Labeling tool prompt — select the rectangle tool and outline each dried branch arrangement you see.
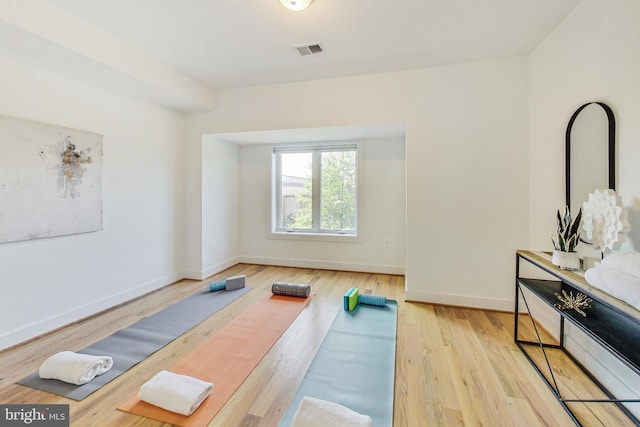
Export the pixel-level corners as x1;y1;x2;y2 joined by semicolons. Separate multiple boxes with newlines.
554;290;593;317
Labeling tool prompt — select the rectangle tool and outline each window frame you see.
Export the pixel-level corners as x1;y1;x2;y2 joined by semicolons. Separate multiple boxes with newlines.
272;143;360;238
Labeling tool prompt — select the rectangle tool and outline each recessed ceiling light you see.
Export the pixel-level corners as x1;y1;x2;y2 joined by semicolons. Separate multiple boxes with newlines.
280;0;313;12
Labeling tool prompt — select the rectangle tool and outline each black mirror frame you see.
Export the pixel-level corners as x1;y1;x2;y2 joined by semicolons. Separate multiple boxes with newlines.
565;102;616;210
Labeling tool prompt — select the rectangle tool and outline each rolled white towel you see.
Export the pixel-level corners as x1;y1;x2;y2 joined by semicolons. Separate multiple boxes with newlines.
601;252;640;279
138;370;213;416
585;265;640;311
292;396;372;427
38;351;113;385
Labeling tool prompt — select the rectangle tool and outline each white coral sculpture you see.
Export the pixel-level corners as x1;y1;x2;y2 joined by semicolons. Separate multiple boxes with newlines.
582;189;630;253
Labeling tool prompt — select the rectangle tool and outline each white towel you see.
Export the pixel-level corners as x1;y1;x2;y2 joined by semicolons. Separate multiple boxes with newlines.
38;351;113;385
601;251;640;279
292;396;372;427
138;370;213;416
585;265;640;311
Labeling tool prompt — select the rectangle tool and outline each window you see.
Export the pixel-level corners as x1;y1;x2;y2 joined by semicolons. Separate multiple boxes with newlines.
273;144;358;235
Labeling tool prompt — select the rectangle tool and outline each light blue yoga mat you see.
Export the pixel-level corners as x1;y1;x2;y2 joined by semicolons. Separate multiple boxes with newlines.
18;286;251;400
279;300;397;426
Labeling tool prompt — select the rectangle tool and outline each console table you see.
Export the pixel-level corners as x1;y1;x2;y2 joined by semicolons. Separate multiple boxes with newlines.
515;250;640;426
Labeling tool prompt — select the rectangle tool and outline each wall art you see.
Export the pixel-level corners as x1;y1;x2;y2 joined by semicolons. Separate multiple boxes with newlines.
0;115;103;243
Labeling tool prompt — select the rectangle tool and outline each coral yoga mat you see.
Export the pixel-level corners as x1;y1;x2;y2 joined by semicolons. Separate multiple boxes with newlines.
118;293;313;426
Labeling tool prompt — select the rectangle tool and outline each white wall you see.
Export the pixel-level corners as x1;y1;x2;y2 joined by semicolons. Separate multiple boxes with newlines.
185;56;530;311
528;0;640;411
182;133;242;281
201;137;240;278
237;137;406;274
0;56;186;350
529;0;640;251
183;122;203;278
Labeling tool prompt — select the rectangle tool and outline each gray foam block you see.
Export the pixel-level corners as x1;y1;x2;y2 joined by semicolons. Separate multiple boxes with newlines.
225;275;246;291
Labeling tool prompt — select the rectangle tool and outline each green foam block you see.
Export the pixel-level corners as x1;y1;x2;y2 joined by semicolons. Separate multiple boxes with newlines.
343;287;359;311
343;288;355;310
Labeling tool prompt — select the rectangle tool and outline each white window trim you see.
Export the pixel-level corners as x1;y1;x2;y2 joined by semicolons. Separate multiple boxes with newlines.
271;142;361;240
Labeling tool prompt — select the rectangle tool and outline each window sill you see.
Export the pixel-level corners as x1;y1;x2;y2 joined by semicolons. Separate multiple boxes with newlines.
269;231;361;243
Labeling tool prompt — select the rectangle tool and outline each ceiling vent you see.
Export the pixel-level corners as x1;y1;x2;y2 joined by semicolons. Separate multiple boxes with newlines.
294;43;324;56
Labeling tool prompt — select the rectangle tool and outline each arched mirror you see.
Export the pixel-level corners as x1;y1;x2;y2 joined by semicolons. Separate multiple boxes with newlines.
565;102;616;216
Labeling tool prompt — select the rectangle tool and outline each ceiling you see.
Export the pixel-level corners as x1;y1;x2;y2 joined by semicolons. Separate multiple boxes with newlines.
37;0;579;91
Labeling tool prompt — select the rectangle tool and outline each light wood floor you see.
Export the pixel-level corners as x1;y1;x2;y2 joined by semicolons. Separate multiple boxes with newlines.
0;264;635;426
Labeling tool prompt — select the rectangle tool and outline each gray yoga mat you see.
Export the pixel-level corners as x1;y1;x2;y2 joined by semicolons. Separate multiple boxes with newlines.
278;300;397;426
18;286;251;400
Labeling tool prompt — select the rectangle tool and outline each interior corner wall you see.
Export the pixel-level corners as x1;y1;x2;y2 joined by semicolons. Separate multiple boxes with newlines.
201;137;240;278
182;121;204;279
528;0;640;410
0;56;186;350
184;55;529;311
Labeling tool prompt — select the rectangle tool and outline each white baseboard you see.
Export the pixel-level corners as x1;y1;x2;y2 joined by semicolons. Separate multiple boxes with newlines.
201;257;242;280
182;256;242;281
0;256;401;351
0;272;183;351
405;288;514;312
238;255;405;275
1;256;401;350
182;268;205;281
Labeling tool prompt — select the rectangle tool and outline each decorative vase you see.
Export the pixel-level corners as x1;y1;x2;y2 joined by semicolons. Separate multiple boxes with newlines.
552;250;581;270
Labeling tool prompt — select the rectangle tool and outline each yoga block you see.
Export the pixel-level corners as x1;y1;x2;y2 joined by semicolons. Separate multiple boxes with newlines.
225;275;246;291
344;288;359;311
343;288;355;310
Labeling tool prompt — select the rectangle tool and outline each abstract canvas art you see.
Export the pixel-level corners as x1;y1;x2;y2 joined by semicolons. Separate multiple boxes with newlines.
0;115;103;243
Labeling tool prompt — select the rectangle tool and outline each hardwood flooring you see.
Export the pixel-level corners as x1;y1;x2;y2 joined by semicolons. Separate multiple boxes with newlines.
0;264;634;426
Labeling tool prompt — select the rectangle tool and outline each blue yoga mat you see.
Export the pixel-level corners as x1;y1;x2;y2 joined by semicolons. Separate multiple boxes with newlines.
279;300;397;426
18;286;251;400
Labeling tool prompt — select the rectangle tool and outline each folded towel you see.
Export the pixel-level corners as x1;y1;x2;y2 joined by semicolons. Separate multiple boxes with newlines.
585;265;640;311
138;370;213;416
292;396;372;427
38;351;113;385
601;252;640;279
